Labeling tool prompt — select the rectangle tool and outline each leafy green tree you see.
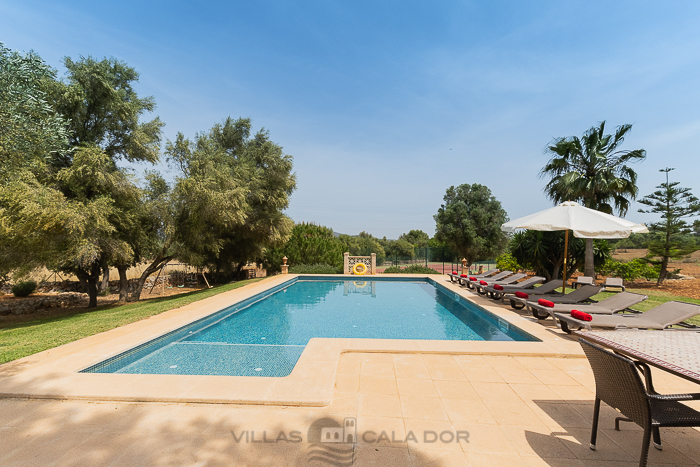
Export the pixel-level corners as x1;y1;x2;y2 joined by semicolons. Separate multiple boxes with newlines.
541;121;645;277
638;167;700;285
384;238;415;260
338;232;387;265
264;223;343;272
399;230;430;248
0;43;69;177
509;230;611;281
433;184;508;269
49;56;163;167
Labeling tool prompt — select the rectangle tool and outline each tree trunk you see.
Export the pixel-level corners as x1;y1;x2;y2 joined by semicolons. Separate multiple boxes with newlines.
77;263;101;308
584;238;595;278
98;264;110;293
117;264;129;303
657;256;669;286
77;275;88;293
130;255;173;301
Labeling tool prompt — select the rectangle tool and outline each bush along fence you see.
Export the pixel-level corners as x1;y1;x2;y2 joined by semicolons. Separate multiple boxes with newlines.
382;246;495;275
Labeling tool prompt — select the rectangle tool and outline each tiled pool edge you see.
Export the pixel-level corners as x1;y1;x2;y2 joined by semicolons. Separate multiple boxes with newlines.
0;274;584;406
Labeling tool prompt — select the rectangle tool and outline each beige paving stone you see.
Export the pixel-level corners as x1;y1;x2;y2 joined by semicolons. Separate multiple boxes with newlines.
484;399;547;427
394;362;431;380
323;393;359;416
528;402;592;430
358;394;403;418
402;418;465;452
470;381;521;401
352;444;412;467
396;378;439;397
463;452;529;466
602;428;698;465
459;423;519;455
515;356;560;371
361;353;396;364
334;373;360;394
499;425;578;459
547;384;595;402
433;380;480;400
356;416;407;446
392;354;426;366
425;363;468;381
335;358;361;375
510;383;564;403
555;427;636;462
452;355;492;369
459;364;505;383
441;398;496;424
359;376;398;395
360;362;395;378
400;396;449;421
530;368;580;386
407;446;468;466
495;368;542;385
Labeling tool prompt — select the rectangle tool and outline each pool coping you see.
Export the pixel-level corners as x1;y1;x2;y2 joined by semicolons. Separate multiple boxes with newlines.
0;274;584;406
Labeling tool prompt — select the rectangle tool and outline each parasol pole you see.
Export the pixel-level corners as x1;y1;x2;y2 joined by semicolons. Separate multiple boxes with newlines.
562;229;569;294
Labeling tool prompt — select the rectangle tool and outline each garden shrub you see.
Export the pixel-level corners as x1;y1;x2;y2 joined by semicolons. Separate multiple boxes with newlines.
495;252;521;272
598;258;659;281
12;280;37;297
382;264;435;274
288;263;342;274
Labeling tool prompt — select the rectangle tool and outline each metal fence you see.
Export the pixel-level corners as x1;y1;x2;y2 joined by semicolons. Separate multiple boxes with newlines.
379;247;496;275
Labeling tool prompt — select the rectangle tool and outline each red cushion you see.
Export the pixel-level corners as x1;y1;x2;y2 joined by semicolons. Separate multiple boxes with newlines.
460;274;467;278
452;271;458;275
479;280;488;285
493;284;504;291
469;276;477;281
514;291;529;299
538;299;554;308
571;309;593;321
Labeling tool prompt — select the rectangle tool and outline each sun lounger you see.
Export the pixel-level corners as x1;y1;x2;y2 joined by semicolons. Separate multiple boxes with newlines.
602;277;625;292
502;280;564;309
474;273;527;294
483;276;545;300
572;276;595;289
462;270;512;288
555;300;700;333
513;284;601;313
527;291;647;320
448;268;498;283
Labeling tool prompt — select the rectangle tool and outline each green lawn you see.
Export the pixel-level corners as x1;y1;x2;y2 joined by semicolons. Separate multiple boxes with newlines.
0;277;264;365
592;288;700;326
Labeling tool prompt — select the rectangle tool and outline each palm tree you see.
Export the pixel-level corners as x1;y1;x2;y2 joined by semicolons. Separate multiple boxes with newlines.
540;121;646;277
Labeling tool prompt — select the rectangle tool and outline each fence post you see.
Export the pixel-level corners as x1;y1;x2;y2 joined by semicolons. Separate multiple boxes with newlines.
371;253;376;275
343;252;350;275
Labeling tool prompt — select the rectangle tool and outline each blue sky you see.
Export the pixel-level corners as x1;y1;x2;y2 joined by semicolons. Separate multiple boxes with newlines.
3;1;700;238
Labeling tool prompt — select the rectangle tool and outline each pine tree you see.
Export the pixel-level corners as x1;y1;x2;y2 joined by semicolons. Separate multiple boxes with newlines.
638;168;700;285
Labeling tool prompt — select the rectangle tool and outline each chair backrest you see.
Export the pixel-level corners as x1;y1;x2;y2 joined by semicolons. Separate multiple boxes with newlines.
576;276;595;285
487;271;512;281
480;269;499;277
562;285;602;301
640;301;700;327
598;291;648;311
510;276;545;288
532;280;561;294
604;277;624;287
579;339;650;428
498;273;527;284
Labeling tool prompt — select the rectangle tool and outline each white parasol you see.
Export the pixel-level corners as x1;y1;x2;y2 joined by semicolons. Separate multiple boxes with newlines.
502;201;649;291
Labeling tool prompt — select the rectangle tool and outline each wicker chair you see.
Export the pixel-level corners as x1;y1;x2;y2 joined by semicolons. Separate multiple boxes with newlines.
580;338;700;467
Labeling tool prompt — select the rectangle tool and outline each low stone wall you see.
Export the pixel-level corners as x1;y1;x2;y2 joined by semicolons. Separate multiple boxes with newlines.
0;292;88;316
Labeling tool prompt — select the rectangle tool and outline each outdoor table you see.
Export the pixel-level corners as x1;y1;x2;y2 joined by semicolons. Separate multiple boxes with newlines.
576;329;700;385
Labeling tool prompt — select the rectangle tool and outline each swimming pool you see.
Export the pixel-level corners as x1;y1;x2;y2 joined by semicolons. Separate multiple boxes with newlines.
82;277;538;377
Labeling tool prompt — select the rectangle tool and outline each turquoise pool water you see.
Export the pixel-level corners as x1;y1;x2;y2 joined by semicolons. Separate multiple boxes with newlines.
82;277;538;377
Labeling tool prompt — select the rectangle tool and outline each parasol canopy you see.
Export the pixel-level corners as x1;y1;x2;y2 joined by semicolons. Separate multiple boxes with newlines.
502;201;649;238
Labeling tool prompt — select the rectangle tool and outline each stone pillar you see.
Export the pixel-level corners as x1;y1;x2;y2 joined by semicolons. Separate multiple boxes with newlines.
461;258;468;275
281;256;289;275
371;253;376;275
343;252;350;275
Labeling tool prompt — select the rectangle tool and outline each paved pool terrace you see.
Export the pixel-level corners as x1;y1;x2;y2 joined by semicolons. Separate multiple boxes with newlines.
0;274;585;406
